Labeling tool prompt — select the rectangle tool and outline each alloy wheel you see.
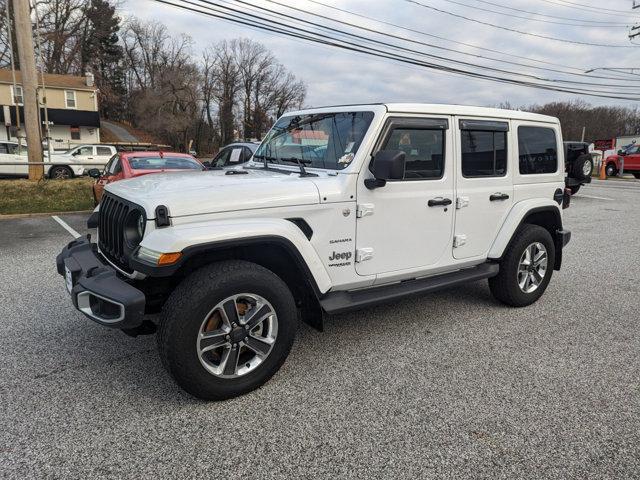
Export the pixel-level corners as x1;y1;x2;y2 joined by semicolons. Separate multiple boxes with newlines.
196;293;278;378
517;242;548;293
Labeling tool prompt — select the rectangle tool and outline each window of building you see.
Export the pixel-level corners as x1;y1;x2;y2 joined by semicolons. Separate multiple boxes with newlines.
65;90;77;109
70;126;81;140
11;85;23;105
460;121;508;177
518;126;558;175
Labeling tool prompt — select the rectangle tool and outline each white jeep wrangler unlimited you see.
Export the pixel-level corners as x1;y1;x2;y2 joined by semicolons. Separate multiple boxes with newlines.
57;104;571;400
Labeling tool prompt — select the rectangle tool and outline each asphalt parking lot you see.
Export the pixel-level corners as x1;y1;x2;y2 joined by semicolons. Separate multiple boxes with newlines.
1;179;639;479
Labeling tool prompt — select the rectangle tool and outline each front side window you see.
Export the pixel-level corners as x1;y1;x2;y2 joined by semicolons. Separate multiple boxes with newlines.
107;156;120;174
382;127;445;179
65;90;77;108
254;111;374;170
12;85;23;105
461;130;507;177
128;156;203;171
212;147;231;167
518;126;558;175
74;146;93;156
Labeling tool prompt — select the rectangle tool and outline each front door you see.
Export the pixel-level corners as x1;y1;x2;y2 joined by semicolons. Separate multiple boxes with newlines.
453;118;513;259
355;116;455;276
623;145;640;171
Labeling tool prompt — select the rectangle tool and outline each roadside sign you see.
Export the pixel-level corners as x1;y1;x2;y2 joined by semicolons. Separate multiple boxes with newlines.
594;138;615;151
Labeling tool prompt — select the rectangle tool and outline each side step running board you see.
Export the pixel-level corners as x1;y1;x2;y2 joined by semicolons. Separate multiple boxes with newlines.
320;263;499;314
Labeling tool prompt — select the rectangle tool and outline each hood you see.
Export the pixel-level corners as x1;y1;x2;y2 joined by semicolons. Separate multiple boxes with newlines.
105;168;322;218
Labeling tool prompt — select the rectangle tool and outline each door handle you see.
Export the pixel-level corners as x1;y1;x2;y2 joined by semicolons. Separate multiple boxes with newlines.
489;193;510;201
428;197;453;207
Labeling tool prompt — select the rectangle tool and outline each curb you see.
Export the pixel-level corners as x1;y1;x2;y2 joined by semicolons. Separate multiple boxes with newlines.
0;209;93;220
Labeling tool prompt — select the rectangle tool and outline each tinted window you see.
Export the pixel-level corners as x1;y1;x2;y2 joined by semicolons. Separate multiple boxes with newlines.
96;147;112;156
128;156;203;170
212;147;232;167
518;127;558;174
0;144;7;154
383;128;444;179
461;130;507;177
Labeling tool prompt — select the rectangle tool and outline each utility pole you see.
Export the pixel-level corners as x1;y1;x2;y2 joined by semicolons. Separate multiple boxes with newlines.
12;0;43;180
631;1;640;41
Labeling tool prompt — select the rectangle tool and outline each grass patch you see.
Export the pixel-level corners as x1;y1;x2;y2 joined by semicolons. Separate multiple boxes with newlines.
0;178;94;215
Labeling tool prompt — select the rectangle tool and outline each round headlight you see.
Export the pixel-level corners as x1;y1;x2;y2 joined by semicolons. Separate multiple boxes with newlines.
124;210;145;248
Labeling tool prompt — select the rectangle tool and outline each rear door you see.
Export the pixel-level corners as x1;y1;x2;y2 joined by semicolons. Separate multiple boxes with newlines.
356;116;455;276
453;118;513;259
95;146;115;167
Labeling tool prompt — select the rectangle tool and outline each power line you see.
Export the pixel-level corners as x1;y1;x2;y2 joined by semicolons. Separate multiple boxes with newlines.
151;0;640;100
537;0;640;17
251;0;640;89
435;0;631;27
303;0;640;80
456;0;634;25
406;0;639;47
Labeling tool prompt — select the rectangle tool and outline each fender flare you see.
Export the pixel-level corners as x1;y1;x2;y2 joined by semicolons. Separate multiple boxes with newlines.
487;199;562;260
131;217;333;293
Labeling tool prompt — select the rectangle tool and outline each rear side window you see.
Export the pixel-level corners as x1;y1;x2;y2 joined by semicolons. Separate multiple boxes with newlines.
461;130;507;177
518;126;558;174
383;128;445;179
97;147;112;156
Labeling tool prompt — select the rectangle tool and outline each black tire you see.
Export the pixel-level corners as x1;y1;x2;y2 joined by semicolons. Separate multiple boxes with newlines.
568;184;580;195
158;260;298;400
570;154;593;181
489;224;555;307
605;163;617;177
49;165;73;179
633;173;640;179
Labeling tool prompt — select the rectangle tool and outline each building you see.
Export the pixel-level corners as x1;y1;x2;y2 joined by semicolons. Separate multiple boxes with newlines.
0;68;100;150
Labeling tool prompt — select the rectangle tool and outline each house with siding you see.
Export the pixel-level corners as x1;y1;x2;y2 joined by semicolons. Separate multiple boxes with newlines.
0;68;100;150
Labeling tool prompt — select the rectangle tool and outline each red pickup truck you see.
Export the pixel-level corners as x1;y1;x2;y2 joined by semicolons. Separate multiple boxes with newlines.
603;145;640;178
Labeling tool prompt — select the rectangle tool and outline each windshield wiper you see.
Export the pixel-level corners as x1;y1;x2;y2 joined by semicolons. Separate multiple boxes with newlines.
281;157;318;177
253;154;279;170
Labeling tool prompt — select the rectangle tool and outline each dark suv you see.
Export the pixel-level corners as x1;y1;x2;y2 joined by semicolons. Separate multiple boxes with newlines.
564;141;593;195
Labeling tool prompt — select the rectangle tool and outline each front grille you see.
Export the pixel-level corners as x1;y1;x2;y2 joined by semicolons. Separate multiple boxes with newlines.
98;192;138;272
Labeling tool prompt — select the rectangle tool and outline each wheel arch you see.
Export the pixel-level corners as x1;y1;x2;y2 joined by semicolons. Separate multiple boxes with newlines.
488;202;564;270
48;164;75;179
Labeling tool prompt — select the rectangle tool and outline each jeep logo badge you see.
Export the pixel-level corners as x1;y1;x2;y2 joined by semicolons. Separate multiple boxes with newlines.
329;251;352;261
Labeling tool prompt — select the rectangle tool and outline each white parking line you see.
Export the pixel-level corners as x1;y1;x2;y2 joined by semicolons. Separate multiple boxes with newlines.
576;194;614;201
52;215;81;238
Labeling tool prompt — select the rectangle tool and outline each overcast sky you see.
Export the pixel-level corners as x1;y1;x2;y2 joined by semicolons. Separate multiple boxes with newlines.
125;0;640;109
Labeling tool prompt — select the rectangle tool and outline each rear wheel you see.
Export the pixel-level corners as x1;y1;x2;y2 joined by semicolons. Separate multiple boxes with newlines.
605;163;617;177
158;260;298;400
489;224;555;307
49;165;73;179
571;154;593;181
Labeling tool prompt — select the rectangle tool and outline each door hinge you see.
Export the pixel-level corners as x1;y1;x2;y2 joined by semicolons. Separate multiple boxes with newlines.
356;203;374;218
456;196;469;209
453;234;467;248
355;247;374;262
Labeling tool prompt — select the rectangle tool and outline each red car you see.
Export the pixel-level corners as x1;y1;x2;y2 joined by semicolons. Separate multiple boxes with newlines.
89;151;204;204
603;144;640;178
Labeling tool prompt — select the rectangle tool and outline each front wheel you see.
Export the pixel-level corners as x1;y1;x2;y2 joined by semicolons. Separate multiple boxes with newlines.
605;163;617;177
489;224;555;307
49;165;73;179
158;260;298;400
633;173;640;179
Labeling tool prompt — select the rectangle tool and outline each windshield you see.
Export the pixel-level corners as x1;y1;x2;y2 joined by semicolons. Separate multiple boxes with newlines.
128;156;203;171
254;111;374;170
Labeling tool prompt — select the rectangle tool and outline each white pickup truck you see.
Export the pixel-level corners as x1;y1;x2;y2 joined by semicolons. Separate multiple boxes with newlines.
57;103;572;400
0;143;117;179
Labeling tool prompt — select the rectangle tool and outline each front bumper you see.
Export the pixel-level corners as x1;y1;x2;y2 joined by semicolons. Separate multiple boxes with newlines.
56;237;145;329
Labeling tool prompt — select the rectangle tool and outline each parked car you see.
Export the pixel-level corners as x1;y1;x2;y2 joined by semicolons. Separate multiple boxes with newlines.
603;144;640;178
203;142;259;168
0;141;85;179
52;144;117;169
58;103;572;400
88;151;204;205
563;141;593;194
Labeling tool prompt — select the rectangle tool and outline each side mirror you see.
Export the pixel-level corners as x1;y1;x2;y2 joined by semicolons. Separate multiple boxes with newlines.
87;168;102;178
365;150;406;189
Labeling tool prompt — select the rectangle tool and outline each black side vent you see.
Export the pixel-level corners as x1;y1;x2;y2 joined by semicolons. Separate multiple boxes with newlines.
286;218;313;240
155;205;171;227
